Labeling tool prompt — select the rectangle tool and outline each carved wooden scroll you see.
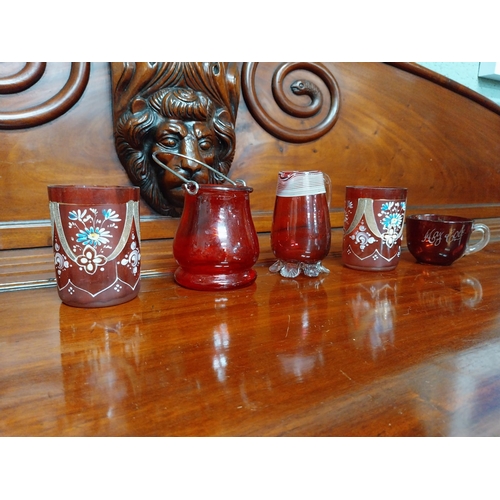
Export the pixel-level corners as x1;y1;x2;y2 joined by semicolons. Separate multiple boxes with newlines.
111;62;240;217
0;62;90;130
241;62;341;143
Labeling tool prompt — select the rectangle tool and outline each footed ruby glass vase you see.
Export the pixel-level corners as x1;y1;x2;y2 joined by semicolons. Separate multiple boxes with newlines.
270;171;331;278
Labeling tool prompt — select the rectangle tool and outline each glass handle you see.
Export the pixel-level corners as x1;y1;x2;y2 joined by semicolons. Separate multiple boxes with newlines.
465;223;490;255
323;173;332;208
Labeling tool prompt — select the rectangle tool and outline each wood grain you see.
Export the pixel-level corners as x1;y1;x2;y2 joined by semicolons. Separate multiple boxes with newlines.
2;242;500;436
2;62;500;251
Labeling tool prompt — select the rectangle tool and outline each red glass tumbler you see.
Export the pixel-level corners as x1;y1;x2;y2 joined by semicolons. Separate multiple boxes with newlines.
48;185;141;308
342;186;407;271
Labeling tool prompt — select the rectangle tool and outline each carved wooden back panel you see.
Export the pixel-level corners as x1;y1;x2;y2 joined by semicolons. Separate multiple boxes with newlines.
234;63;500;229
2;62;500;283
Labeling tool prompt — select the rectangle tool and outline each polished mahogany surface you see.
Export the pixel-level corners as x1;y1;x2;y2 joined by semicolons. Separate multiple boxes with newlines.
2;241;500;436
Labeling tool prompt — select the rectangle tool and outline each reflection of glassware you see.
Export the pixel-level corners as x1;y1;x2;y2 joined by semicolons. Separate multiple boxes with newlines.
212;322;230;383
341;273;397;359
269;277;328;380
349;283;395;357
59;300;144;434
413;268;484;312
270;171;332;278
212;297;230;383
461;277;483;308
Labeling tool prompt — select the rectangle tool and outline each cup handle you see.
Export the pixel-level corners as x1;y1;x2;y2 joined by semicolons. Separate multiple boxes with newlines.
323;173;332;208
465;223;490;255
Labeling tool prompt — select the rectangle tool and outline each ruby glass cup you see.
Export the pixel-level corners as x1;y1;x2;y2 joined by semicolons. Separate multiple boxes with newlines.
48;185;141;308
406;214;490;265
342;186;407;272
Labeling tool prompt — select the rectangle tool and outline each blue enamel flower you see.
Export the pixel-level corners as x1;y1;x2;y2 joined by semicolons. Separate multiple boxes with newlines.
102;209;121;222
382;213;403;229
76;227;112;247
69;209;88;221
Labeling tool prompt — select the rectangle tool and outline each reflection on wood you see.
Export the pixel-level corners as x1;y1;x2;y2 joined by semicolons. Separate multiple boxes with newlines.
2;244;500;436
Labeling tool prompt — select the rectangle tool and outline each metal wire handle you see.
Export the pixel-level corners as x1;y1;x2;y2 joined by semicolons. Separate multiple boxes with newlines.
152;151;246;195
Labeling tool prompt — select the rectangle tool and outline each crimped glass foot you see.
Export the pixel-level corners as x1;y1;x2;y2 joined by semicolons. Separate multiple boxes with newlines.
269;260;330;278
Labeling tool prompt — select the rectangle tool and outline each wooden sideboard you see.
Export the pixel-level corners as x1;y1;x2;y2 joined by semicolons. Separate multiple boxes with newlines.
3;242;500;436
1;62;500;437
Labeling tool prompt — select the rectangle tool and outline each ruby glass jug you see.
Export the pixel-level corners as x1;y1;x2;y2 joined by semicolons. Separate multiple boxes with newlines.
270;170;331;278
